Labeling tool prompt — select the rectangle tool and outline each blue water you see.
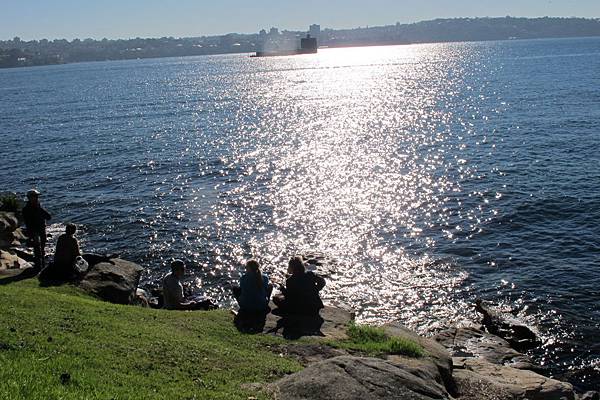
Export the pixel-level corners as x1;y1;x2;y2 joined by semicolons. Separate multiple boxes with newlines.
1;37;599;389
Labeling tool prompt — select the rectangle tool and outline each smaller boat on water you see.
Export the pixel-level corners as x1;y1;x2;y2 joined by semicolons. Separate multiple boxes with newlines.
252;34;318;57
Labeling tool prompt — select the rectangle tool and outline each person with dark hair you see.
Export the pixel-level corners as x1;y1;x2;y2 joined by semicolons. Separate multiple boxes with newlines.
233;259;273;313
54;223;81;271
22;189;51;269
162;259;216;310
40;223;83;281
273;256;326;315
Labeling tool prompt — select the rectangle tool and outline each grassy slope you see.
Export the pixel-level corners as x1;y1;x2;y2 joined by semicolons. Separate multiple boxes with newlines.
0;280;301;400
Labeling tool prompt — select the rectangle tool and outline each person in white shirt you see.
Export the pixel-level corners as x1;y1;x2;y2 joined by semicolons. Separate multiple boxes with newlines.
162;259;216;310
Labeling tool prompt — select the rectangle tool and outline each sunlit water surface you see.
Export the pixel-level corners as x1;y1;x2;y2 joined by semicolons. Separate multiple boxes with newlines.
1;38;599;388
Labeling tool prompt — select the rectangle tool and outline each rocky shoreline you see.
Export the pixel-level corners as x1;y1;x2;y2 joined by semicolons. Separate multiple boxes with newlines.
1;209;598;399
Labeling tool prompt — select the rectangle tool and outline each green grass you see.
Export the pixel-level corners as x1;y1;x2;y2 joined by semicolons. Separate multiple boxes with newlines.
0;280;301;400
331;322;424;358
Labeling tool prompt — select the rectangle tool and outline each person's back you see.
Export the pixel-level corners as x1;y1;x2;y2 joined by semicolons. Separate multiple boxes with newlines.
39;223;80;282
162;271;184;310
239;271;270;312
285;271;325;315
53;224;81;276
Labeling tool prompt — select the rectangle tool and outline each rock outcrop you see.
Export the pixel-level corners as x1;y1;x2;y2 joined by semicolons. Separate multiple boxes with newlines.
79;258;143;304
434;326;536;370
475;300;540;352
452;357;575;400
383;322;454;392
0;211;32;273
274;355;451;400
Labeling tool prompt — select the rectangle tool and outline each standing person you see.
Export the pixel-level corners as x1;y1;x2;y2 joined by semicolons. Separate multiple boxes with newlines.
162;259;216;310
273;256;326;315
233;259;273;314
22;189;51;269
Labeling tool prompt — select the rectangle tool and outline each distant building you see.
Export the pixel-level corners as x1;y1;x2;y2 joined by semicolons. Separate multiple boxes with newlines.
269;27;279;36
309;24;321;37
259;29;267;37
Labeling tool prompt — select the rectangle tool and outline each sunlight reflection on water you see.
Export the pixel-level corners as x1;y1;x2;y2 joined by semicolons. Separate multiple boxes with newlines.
171;44;501;329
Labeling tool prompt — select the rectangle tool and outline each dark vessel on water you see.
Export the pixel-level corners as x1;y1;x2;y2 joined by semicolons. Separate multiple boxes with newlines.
252;34;317;57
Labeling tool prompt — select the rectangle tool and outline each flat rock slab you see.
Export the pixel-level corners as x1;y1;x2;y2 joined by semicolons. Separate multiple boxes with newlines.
453;357;575;400
263;306;354;340
274;355;451;400
434;326;536;370
79;259;143;305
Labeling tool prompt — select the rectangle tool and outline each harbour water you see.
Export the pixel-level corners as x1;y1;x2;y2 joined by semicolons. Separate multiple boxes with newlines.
1;37;599;388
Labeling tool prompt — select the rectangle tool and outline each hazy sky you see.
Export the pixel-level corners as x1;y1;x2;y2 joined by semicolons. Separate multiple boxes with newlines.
2;0;599;40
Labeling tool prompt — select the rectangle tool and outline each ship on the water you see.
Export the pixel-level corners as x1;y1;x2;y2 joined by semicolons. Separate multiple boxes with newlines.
252;34;317;57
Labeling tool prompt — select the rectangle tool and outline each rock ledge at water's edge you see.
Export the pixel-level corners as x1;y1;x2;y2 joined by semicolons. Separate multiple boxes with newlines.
269;308;585;400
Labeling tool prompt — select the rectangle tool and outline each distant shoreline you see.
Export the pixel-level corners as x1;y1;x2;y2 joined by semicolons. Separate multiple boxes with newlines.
2;16;600;69
1;34;599;71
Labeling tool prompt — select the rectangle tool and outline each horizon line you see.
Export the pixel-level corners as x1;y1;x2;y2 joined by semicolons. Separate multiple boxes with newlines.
3;15;600;43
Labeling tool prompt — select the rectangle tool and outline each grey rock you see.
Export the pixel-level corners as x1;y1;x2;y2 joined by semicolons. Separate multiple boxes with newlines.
383;322;454;393
277;343;348;365
274;355;450;400
434;326;536;370
453;357;575;400
79;259;143;304
475;300;540;352
0;249;32;270
0;212;18;234
581;391;600;400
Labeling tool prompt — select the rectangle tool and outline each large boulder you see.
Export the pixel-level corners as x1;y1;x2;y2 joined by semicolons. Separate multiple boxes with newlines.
434;326;536;370
0;249;32;271
0;212;19;234
0;212;20;249
79;259;143;304
383;322;454;393
475;300;540;352
274;355;451;400
452;357;575;400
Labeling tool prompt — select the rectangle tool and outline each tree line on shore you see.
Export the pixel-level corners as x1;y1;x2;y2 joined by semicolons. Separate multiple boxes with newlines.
1;16;599;68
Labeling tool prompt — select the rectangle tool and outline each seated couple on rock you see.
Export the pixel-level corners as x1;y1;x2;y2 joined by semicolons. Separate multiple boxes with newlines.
233;256;326;317
162;259;218;311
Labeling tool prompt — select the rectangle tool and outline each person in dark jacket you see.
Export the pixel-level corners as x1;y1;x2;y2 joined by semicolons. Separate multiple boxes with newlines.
273;256;326;315
22;189;51;269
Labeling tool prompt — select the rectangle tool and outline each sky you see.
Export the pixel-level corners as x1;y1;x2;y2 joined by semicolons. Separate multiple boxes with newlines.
2;0;600;41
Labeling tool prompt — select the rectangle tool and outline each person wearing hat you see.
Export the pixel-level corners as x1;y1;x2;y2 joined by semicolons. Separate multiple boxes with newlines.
162;259;216;310
22;189;51;269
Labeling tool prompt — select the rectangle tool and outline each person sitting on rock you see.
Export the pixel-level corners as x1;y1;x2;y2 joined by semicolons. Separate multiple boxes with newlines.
273;256;326;315
22;189;51;269
233;259;273;314
40;223;82;281
162;259;216;310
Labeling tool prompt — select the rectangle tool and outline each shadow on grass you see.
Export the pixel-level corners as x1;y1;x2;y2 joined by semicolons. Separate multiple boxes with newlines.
0;267;40;286
266;309;325;340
